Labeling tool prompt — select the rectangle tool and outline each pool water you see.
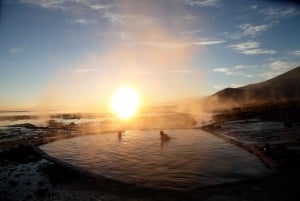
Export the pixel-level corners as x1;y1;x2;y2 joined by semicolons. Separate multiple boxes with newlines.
40;129;271;190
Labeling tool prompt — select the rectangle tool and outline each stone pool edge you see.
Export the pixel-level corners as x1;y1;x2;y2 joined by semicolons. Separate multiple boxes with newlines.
200;126;280;172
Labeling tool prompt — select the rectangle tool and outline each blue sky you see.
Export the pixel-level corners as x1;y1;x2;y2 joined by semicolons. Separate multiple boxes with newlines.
1;0;300;111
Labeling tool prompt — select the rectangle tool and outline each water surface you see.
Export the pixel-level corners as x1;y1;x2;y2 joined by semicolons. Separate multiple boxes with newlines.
40;129;271;190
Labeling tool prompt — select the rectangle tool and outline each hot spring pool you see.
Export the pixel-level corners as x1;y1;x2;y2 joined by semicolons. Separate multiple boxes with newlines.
40;129;271;190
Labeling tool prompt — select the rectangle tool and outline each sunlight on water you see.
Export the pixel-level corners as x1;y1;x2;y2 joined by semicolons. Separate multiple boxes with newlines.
40;129;271;190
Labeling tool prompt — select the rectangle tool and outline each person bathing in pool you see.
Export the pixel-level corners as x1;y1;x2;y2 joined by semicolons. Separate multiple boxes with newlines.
160;130;171;141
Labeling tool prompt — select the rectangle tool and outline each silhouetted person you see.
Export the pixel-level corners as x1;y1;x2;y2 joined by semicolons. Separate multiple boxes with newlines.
160;130;171;149
283;105;293;128
118;131;122;141
263;143;270;155
160;130;171;141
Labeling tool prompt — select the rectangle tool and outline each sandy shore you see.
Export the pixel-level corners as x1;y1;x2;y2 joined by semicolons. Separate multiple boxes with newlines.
1;120;300;201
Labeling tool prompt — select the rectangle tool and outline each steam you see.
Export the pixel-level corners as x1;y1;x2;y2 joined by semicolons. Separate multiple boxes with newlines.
35;0;207;122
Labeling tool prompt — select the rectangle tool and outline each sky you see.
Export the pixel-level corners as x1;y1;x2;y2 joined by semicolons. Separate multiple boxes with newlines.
0;0;300;111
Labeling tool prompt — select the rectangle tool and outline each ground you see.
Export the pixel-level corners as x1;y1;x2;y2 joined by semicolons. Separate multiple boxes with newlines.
1;119;300;201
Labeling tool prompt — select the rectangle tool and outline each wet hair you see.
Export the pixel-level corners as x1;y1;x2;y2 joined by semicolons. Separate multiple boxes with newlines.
160;130;164;135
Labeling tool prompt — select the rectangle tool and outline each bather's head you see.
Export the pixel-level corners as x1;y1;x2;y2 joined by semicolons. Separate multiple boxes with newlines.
160;130;164;136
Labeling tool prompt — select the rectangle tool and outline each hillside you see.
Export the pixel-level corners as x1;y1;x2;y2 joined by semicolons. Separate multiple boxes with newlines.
205;66;300;111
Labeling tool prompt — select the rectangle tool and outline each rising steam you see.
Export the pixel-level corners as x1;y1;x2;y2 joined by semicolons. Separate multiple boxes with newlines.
36;0;207;120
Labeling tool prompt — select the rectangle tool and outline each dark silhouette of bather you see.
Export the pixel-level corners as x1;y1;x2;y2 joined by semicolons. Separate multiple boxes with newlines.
160;130;171;148
118;131;123;141
160;130;171;141
263;143;270;155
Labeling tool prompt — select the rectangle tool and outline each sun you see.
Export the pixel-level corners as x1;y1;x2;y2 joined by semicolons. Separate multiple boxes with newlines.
110;86;140;119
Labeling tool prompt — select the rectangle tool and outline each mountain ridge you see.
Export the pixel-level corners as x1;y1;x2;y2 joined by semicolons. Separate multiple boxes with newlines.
205;66;300;111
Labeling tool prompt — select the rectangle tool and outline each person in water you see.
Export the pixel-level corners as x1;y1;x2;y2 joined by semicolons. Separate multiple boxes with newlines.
118;131;123;141
160;130;171;141
263;142;270;155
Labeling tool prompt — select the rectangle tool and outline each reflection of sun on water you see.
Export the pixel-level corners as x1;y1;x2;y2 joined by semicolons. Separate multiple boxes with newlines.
110;86;140;119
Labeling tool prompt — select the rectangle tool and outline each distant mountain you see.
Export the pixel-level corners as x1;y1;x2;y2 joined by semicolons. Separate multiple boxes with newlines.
205;66;300;111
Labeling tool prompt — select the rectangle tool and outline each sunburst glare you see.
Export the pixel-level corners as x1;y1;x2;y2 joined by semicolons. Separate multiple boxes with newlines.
110;86;140;119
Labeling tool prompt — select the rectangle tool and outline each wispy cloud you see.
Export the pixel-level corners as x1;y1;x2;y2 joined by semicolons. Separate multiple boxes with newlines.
9;47;25;53
229;41;277;55
241;49;277;55
184;0;221;7
74;68;101;73
260;7;299;20
213;85;224;90
20;0;114;11
124;38;225;48
251;5;258;10
261;60;296;79
125;41;186;48
213;66;254;78
88;3;114;10
68;18;97;25
213;68;230;73
239;23;271;37
103;12;154;26
192;39;226;45
181;29;203;36
20;0;65;9
292;50;300;56
231;83;243;88
234;64;258;69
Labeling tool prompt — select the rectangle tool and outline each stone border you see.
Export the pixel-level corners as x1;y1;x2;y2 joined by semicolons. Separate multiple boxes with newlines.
200;126;280;172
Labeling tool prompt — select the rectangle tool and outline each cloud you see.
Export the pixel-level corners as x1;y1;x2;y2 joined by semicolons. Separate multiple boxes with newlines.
103;12;154;26
239;23;271;37
234;64;258;69
213;68;230;73
74;68;101;73
20;0;114;11
261;60;296;79
213;66;255;78
123;38;225;48
213;85;224;90
251;5;258;10
9;47;25;53
229;41;277;55
231;83;243;88
230;41;260;50
68;18;97;25
241;49;277;55
181;29;203;36
184;0;221;7
88;3;114;10
191;39;226;45
260;7;299;20
20;0;66;9
293;50;300;56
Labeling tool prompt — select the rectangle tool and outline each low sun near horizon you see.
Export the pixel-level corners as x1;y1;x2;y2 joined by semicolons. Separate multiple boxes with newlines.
110;86;141;119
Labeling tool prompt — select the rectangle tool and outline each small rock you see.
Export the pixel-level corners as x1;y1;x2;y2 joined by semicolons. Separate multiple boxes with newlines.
34;188;48;197
9;180;17;187
38;180;45;186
